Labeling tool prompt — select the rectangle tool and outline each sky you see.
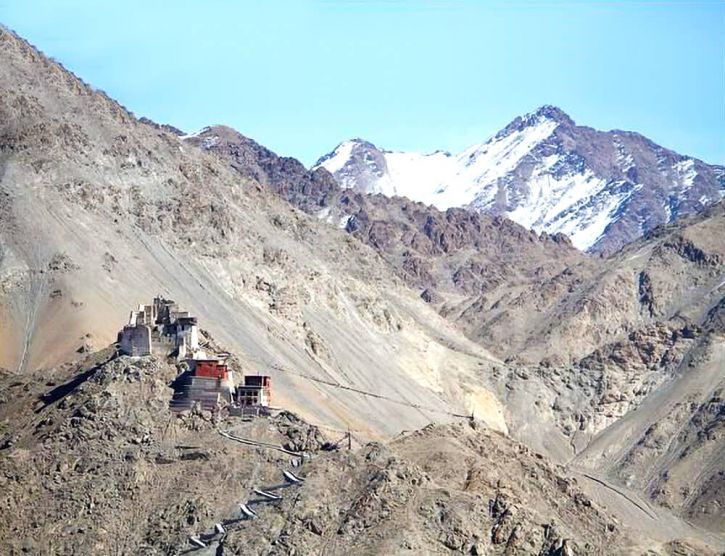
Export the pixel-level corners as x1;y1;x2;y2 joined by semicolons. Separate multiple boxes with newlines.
1;1;724;166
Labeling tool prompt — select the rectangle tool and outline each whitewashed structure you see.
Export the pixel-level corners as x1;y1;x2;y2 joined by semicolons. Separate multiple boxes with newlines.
118;296;205;359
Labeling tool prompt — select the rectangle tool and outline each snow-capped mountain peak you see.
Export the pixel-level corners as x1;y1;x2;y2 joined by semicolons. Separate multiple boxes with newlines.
314;106;725;253
314;108;563;208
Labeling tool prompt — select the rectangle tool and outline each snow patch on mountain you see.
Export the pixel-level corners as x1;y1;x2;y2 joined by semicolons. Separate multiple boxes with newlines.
452;116;558;201
674;159;696;190
321;140;356;174
316;206;353;230
384;151;455;202
552;181;642;249
508;169;608;246
180;126;212;140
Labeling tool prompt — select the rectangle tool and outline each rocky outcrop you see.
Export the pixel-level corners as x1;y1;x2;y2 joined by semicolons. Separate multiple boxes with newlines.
183;125;339;213
224;422;629;555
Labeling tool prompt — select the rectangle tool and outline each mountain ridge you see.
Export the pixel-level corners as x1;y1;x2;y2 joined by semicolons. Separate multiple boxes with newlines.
314;106;725;253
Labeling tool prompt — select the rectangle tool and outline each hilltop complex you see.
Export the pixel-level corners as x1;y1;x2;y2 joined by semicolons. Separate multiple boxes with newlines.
119;297;271;413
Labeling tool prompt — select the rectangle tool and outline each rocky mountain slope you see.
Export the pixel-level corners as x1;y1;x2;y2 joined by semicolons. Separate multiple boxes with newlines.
573;334;725;534
186;125;585;300
451;202;725;364
450;204;725;531
2;352;719;555
314;106;725;253
0;352;329;555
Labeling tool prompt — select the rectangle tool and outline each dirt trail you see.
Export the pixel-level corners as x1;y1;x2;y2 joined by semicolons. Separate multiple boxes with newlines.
571;469;725;550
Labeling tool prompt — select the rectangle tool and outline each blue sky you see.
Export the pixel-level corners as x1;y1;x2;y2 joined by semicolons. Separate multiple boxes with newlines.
2;1;724;165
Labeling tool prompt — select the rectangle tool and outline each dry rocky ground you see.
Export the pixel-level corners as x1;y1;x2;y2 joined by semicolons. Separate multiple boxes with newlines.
1;351;716;556
0;351;329;555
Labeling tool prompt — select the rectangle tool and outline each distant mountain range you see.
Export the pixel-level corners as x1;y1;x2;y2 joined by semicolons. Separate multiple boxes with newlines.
314;105;725;253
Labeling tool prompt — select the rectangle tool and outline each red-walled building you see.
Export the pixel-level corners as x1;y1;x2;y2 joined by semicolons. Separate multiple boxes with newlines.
169;358;235;412
170;357;272;412
193;360;229;380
